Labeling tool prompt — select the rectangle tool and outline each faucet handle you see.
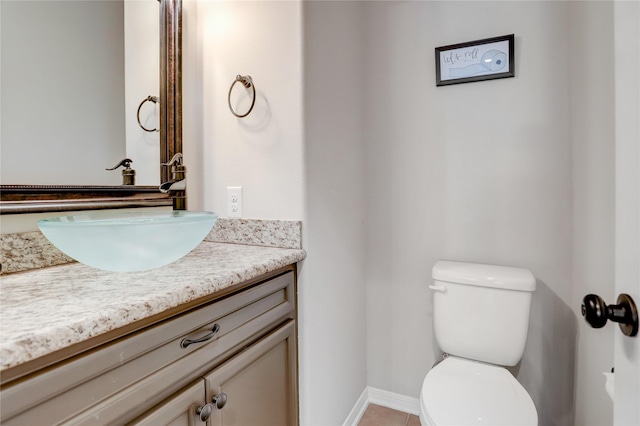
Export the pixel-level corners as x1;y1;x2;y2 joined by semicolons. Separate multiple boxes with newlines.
162;153;183;167
106;158;135;185
106;158;133;171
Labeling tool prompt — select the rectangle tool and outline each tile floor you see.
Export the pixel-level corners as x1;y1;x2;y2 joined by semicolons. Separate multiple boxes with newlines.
357;404;420;426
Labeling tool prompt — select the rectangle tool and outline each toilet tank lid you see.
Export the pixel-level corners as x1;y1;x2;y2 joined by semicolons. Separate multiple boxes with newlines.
432;261;536;292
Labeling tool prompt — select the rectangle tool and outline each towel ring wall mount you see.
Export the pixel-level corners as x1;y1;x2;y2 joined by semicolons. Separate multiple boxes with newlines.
228;75;256;118
137;95;159;132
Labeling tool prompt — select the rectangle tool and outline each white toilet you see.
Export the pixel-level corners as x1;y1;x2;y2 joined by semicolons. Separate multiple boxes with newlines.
420;260;538;426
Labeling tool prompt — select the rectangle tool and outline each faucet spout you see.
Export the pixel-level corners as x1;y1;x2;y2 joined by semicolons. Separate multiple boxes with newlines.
160;152;187;210
159;179;186;193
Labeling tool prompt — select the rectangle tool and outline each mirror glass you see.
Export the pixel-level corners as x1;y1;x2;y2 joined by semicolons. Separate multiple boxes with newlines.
0;0;160;187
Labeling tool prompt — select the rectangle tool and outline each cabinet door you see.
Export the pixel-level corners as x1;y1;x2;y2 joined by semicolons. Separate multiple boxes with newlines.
205;321;298;426
128;380;206;426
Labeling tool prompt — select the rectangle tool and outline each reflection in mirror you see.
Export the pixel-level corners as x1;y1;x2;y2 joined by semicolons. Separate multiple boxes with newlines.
0;0;159;186
0;0;181;214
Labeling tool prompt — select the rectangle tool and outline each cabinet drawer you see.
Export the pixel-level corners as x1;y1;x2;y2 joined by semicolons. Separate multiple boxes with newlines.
1;271;295;425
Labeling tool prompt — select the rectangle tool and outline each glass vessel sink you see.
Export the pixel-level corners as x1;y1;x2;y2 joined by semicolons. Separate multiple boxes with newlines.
38;211;218;272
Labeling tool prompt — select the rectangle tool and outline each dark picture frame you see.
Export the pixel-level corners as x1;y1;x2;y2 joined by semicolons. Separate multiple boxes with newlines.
435;34;515;86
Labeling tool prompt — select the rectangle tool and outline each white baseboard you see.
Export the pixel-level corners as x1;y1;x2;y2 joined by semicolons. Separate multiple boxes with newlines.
342;387;421;426
367;387;420;416
342;388;369;426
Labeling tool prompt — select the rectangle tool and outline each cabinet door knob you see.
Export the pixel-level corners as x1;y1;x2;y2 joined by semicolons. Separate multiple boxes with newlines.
196;403;213;422
581;293;638;337
212;392;228;409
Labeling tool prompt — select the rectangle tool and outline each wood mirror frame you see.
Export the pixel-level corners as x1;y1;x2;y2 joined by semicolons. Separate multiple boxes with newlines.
0;0;182;215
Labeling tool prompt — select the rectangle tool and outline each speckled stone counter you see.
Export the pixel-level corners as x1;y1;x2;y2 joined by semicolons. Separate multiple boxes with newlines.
0;242;306;372
1;218;303;275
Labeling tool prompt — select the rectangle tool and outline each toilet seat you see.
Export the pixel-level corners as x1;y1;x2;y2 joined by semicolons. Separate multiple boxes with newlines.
420;356;537;426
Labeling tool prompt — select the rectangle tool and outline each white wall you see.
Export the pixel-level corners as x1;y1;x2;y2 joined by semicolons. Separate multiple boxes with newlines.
193;0;304;219
363;2;578;425
569;2;615;425
1;1;125;185
301;2;367;424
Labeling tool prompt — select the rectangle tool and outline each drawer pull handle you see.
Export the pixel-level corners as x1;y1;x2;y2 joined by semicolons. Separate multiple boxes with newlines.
212;392;228;409
180;324;221;349
196;403;213;421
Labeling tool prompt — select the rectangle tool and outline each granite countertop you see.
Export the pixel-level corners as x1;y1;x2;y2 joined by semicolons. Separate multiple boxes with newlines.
0;241;306;372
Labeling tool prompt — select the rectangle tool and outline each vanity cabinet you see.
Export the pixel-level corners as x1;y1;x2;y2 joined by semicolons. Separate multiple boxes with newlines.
0;267;298;426
133;321;296;426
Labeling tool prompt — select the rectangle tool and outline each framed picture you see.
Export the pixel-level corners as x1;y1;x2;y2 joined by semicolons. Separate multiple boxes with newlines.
435;34;515;86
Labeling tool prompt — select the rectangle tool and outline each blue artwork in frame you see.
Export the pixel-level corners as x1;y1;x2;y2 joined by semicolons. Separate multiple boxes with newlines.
435;34;515;86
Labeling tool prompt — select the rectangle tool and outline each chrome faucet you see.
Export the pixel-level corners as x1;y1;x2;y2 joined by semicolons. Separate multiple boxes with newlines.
160;153;187;210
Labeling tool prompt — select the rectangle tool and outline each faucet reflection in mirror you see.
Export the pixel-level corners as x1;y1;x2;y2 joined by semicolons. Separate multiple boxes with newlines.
106;158;136;185
160;153;187;210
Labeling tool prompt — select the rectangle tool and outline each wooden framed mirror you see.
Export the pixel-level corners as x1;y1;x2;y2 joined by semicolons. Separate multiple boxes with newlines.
0;0;182;214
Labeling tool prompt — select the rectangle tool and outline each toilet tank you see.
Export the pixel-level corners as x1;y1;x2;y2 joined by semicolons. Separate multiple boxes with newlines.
431;261;536;366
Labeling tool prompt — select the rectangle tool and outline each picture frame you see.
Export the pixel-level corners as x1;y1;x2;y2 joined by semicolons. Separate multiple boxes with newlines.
435;34;515;86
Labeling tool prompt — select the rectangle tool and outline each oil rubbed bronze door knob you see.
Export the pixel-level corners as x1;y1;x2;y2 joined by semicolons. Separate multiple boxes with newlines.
582;293;639;337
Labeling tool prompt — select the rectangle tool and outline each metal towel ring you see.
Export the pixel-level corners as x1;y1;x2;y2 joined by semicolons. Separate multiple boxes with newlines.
228;75;256;118
137;95;159;132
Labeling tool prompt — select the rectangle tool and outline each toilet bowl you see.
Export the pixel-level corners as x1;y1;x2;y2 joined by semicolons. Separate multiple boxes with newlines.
420;261;538;425
419;357;537;426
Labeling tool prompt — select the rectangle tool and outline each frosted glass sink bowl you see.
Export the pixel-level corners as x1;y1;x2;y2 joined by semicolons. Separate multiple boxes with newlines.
38;211;218;272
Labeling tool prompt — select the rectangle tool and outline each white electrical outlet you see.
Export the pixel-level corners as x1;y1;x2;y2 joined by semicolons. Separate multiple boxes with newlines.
227;186;243;218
